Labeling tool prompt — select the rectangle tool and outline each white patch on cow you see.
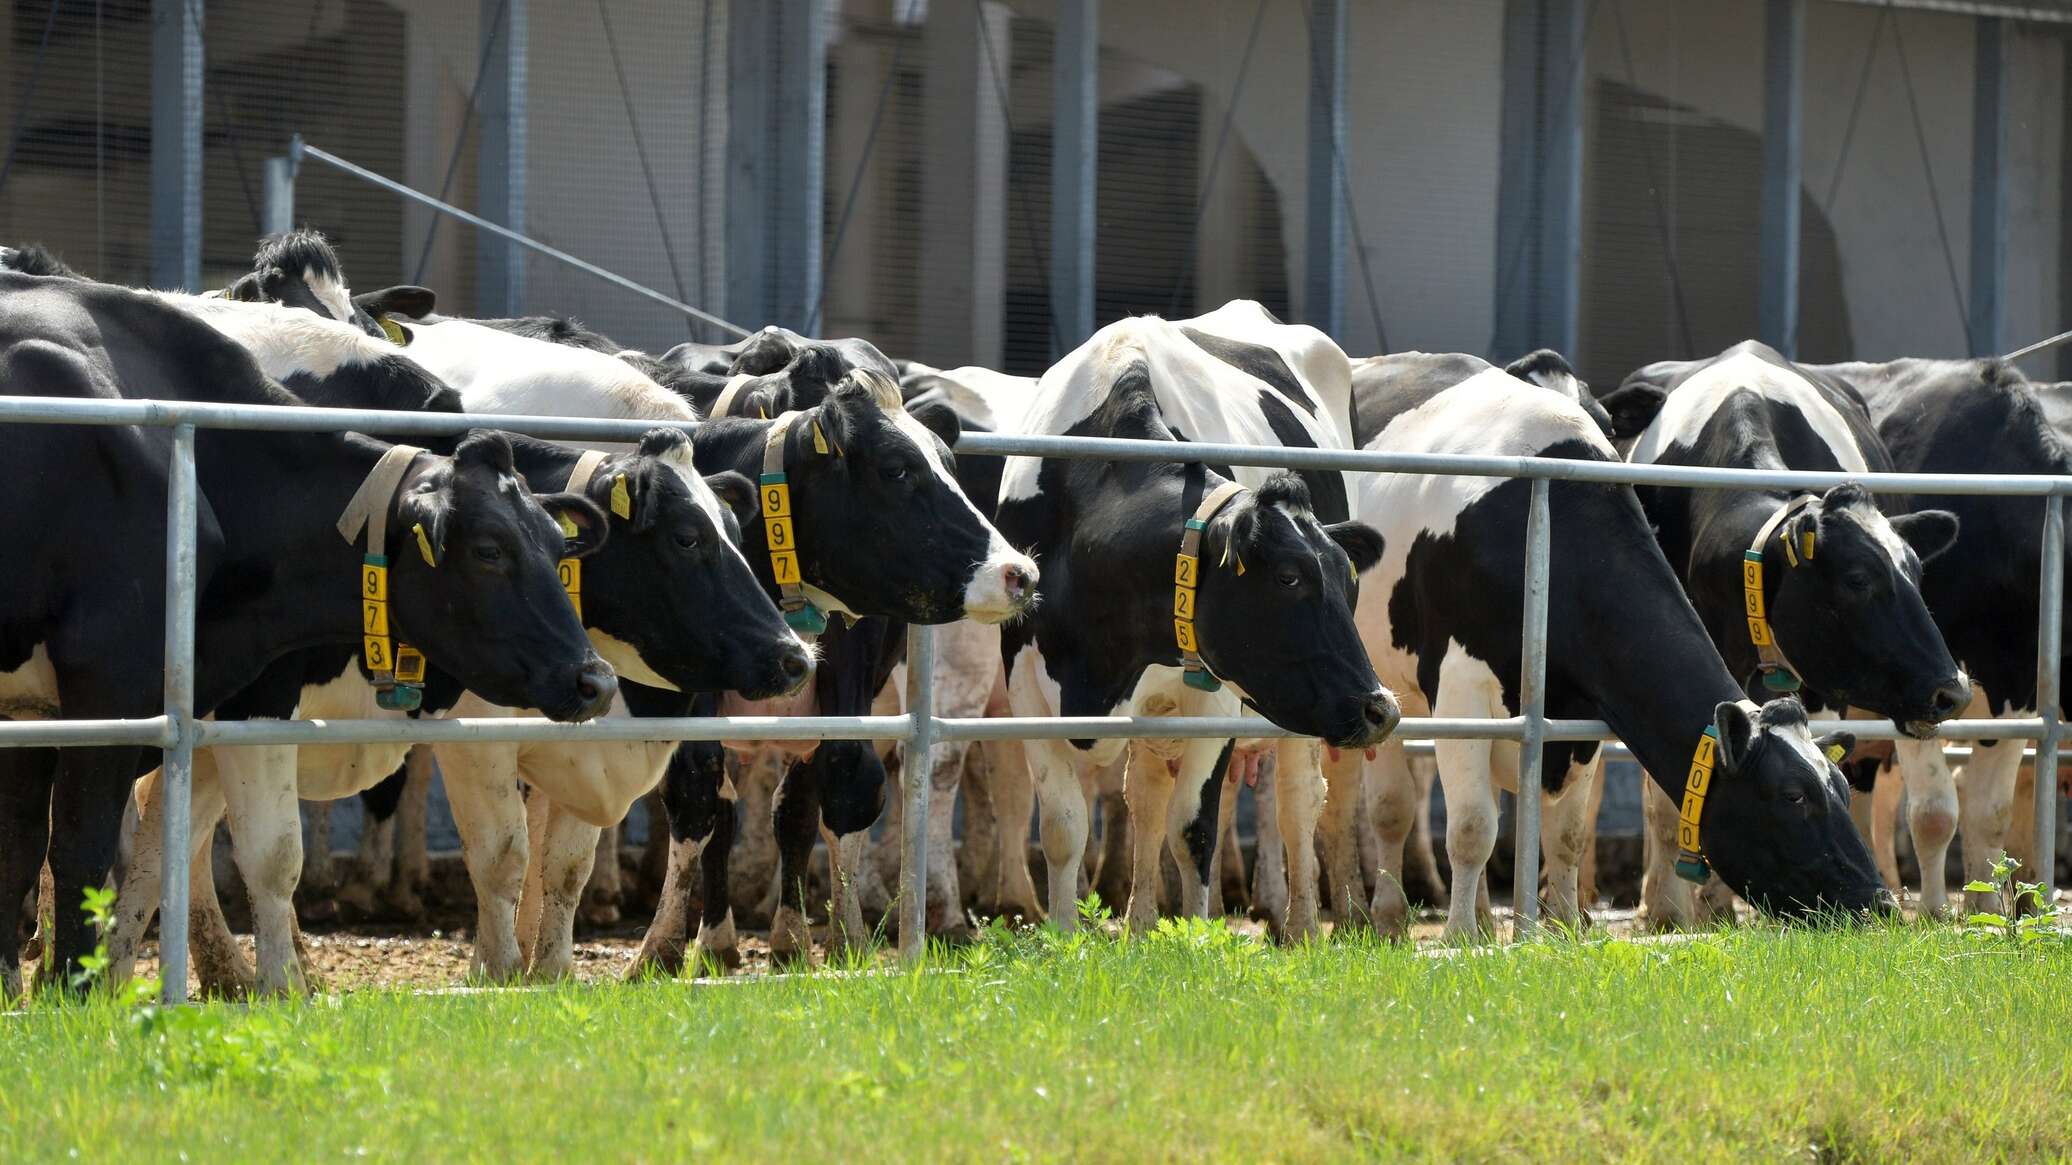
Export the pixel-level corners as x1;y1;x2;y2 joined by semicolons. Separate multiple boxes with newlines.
889;408;1036;622
909;364;1038;432
303;266;357;326
0;643;60;719
402;316;695;428
1352;368;1614;706
1001;304;1352;505
161;292;390;381
1628;349;1870;473
587;629;682;692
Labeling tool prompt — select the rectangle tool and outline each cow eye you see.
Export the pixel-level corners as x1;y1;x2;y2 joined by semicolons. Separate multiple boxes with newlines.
675;531;702;551
1783;787;1807;805
472;541;502;564
1276;569;1301;589
880;462;910;483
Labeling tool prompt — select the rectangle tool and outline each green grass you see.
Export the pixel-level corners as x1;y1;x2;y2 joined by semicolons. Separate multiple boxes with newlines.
5;920;2070;1163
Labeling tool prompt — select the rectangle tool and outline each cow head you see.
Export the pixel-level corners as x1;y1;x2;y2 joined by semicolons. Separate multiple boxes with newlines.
1190;473;1399;749
1700;699;1894;919
224;229;392;336
574;429;811;699
386;430;618;721
1757;484;1966;736
767;370;1036;624
1504;349;1614;438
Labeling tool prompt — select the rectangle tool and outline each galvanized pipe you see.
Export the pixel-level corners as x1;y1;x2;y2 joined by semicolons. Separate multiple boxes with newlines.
294;140;752;339
159;425;199;1005
898;623;938;965
1512;478;1551;939
199;714;916;747
0;718;173;749
2034;496;2064;891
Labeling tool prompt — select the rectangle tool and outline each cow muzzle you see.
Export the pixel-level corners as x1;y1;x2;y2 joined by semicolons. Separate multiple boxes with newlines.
960;548;1040;624
1329;688;1401;750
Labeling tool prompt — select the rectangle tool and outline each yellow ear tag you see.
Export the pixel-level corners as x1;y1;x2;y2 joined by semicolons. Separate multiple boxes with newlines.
412;522;437;566
1825;743;1847;764
812;421;830;456
1801;531;1815;561
1235;555;1246;577
376;314;409;346
610;473;632;520
556;511;579;539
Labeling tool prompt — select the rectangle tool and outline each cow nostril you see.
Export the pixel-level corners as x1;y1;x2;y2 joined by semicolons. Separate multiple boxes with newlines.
1002;564;1032;599
576;660;617;706
780;648;809;682
1362;690;1400;736
1930;680;1969;718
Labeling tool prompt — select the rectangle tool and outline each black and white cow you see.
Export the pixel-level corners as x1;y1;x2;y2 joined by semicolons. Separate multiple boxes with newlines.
1609;342;1968;921
0;271;612;994
997;300;1397;941
1348;354;1893;938
1797;356;2071;916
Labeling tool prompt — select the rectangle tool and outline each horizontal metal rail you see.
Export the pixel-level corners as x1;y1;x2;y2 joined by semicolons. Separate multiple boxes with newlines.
0;395;2063;996
292;139;753;340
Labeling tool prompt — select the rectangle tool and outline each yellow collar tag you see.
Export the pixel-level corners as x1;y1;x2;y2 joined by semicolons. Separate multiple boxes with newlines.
557;557;582;620
1673;726;1720;883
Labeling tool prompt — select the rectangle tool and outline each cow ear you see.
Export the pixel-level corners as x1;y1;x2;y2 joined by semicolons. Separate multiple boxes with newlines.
909;399;962;449
1324;521;1384;575
1890;510;1959;564
222;270;269;302
535;491;609;559
352;284;437;320
1712;700;1756;771
702;470;759;530
454;429;518;475
1596;383;1668;439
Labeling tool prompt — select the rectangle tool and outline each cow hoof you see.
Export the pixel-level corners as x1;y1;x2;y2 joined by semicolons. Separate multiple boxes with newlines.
383;887;428;923
298;896;340;925
579;901;622;928
335;884;380;918
1;963;20;1005
626;938;686;980
686;940;741;978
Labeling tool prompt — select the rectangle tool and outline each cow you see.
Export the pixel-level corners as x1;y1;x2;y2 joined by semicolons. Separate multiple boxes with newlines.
995;300;1397;942
0;271;613;995
1794;356;2071;916
1607;342;1968;922
1346;354;1893;939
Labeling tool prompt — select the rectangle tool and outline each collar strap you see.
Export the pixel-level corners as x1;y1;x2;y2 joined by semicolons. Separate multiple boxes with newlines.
338;445;431;712
1175;481;1248;692
1673;725;1722;883
759;411;826;634
553;450;615;622
710;373;760;419
1742;495;1815;694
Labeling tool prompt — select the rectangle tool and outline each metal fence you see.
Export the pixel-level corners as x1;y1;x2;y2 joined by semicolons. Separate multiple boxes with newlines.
0;394;2065;1005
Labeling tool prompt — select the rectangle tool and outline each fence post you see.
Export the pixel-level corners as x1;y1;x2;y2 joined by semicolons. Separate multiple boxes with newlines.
2034;494;2063;894
1513;476;1551;939
898;622;938;965
262;156;297;236
159;424;199;1004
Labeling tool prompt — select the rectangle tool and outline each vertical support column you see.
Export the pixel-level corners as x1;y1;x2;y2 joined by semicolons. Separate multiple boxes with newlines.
2034;495;2063;895
1051;0;1099;356
477;0;527;317
1512;476;1551;940
150;0;203;291
158;424;199;1004
1304;0;1346;340
261;156;297;238
727;0;827;333
1970;16;2008;358
1759;0;1804;357
1493;0;1542;360
1537;0;1586;360
919;1;1007;367
898;623;938;965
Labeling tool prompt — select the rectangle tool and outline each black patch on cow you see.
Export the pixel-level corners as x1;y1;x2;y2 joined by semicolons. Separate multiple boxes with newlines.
1255;388;1348;523
1180;326;1315;417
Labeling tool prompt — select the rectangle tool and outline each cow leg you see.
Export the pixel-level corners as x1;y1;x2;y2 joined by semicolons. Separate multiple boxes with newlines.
1119;744;1180;933
1958;737;2028;915
1638;775;1693;930
213;743;307;995
109;760;230;990
924;740;968;941
1433;658;1502;944
389;746;434;919
1091;786;1131;914
768;759;821;966
1249;750;1288;927
580;823;624;927
958;746;997;915
436;743;528;980
525;799;600;981
1870;762;1903;891
1406;754;1447;909
1540;752;1602;930
692;801;741;973
1275;738;1329;944
822;825;870;960
0;750;58;1001
1575;757;1606;909
187;829;262;999
298;799;338;921
1164;739;1231;923
1365;741;1416;937
38;746;140;991
984;738;1042;922
1318;745;1367;932
1205;769;1242;917
1027;739;1093;930
1892;740;1960;917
